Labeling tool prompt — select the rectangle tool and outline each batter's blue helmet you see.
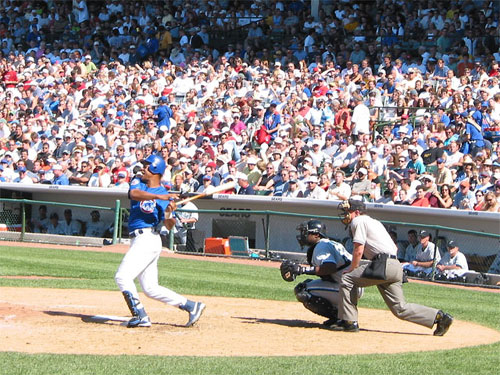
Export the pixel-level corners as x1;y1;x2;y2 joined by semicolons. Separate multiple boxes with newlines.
143;154;166;175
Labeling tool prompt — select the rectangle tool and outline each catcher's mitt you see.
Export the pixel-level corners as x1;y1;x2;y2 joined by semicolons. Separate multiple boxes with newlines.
280;260;300;282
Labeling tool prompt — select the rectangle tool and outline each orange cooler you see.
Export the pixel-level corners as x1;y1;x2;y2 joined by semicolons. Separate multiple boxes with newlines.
204;237;230;255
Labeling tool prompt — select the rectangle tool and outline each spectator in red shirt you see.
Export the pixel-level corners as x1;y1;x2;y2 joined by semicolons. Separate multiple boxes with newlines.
411;185;430;207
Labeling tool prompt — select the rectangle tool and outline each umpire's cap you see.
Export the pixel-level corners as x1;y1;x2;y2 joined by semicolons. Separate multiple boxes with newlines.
142;154;166;175
347;198;366;212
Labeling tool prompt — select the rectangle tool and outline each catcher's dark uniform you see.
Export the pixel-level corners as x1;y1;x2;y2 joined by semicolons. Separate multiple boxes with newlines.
293;238;363;321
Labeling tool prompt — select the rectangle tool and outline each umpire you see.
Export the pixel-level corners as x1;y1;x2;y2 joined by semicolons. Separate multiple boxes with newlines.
332;199;453;335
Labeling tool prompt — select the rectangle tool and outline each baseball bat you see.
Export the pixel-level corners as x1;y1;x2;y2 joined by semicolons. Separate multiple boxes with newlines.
176;181;236;205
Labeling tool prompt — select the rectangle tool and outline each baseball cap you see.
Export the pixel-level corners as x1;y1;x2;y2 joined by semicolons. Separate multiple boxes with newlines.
306;175;318;183
203;175;212;181
447;240;458;249
17;166;26;172
117;171;127;178
419;230;430;238
52;165;62;171
437;158;445;163
358;167;368;175
460;179;470;188
420;174;435;182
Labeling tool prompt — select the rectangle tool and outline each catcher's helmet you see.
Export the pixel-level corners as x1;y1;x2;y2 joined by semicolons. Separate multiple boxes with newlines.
143;154;166;175
296;219;327;247
306;219;327;237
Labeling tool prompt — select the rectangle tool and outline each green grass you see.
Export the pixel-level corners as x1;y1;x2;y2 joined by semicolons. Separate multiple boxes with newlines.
0;245;499;375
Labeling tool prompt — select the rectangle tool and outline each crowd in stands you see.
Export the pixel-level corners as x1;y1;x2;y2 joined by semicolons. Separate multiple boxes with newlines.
0;0;500;212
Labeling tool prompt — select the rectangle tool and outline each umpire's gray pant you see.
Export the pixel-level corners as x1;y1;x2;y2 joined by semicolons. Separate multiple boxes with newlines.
338;258;438;328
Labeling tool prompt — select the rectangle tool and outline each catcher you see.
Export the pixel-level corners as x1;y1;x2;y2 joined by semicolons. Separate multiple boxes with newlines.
280;219;363;326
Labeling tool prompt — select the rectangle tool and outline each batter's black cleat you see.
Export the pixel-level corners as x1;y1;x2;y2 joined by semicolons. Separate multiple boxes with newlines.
329;320;360;332
186;302;206;327
433;311;453;336
127;315;151;328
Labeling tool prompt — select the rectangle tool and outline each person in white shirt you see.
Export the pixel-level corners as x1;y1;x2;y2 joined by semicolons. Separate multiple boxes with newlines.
85;210;109;237
350;94;370;140
308;139;330;168
435;240;469;279
369;147;386;177
327;170;351;201
46;212;65;235
12;166;33;184
60;209;81;236
303;175;327;199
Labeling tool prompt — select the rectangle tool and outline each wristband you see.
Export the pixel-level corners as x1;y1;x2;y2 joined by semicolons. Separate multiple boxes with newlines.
300;266;316;275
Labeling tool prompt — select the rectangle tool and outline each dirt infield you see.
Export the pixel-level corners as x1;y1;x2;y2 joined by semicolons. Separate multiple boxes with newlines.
1;241;500;356
1;287;499;357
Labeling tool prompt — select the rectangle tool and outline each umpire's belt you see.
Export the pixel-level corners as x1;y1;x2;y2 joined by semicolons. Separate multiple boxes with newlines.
129;227;158;238
372;254;397;261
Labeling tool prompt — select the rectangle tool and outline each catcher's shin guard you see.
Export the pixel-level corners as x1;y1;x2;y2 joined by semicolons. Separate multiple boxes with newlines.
122;291;151;328
294;281;338;319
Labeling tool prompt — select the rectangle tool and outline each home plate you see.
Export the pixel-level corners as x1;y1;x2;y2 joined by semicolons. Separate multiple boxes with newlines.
86;315;129;323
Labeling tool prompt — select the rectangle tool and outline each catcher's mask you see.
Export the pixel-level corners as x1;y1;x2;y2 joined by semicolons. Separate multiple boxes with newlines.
296;219;327;247
338;199;366;226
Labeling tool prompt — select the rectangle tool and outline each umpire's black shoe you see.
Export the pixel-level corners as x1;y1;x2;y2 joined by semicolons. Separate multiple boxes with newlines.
329;320;360;332
322;317;338;327
433;310;453;336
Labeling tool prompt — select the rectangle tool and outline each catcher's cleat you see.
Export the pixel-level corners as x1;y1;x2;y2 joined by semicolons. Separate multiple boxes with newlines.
186;302;206;327
329;320;360;332
433;311;453;336
127;315;151;328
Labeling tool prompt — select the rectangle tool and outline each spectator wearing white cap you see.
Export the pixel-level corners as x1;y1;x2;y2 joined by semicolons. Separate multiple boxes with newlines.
303;175;327;199
243;157;261;187
52;164;69;185
308;139;329;168
369;146;387;177
350;167;371;201
237;172;255;195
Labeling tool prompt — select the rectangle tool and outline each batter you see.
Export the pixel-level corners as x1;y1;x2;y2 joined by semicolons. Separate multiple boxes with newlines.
114;154;206;328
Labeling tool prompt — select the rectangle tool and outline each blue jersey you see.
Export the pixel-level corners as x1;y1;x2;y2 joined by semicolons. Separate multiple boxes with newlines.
128;178;170;231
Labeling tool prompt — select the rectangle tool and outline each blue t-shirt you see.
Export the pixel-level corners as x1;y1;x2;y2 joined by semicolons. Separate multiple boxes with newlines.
466;122;485;147
128;178;170;231
53;174;69;185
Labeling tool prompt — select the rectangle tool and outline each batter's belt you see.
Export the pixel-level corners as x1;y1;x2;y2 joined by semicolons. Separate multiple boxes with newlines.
129;227;159;238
